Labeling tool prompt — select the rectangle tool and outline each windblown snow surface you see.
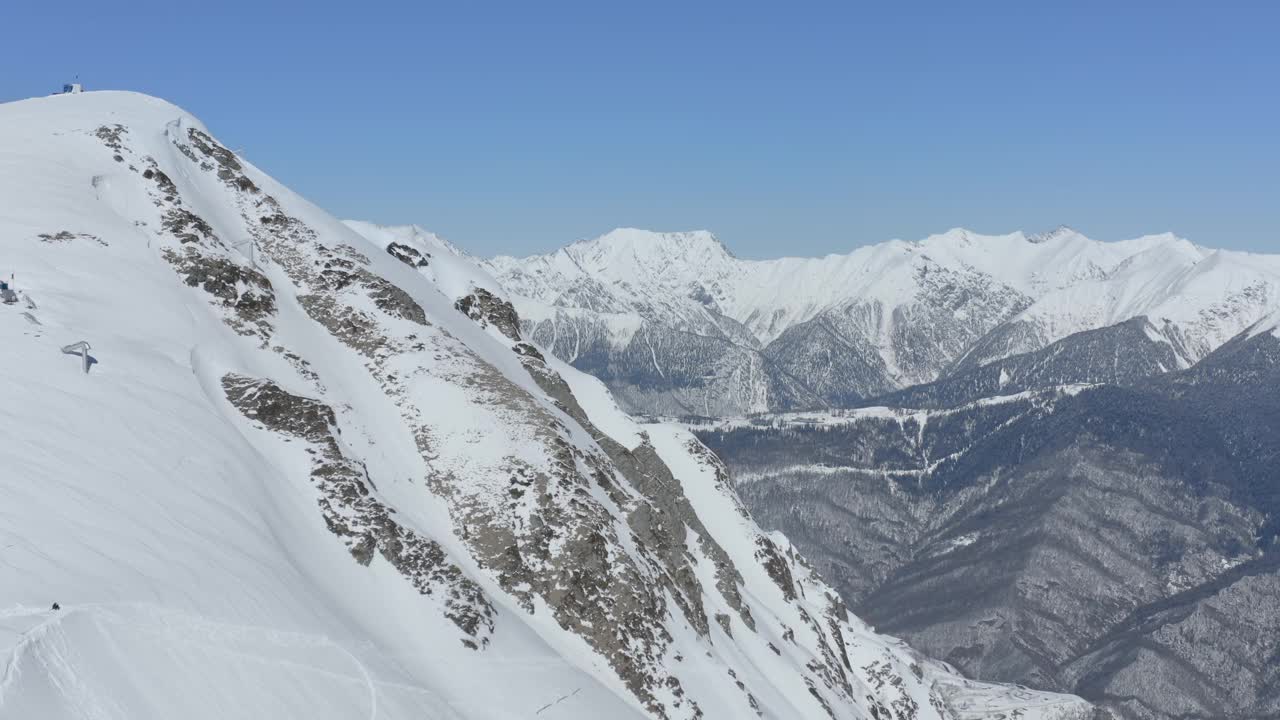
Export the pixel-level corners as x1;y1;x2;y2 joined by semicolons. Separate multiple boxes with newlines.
0;92;1093;719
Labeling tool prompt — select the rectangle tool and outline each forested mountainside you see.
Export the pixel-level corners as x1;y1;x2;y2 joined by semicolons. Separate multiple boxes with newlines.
695;317;1280;720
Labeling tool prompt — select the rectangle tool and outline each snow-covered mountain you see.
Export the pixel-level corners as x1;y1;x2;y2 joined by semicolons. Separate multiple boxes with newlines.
481;226;1280;416
0;91;1094;719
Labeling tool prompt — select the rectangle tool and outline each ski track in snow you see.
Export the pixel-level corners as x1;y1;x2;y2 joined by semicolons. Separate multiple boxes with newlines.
0;603;385;719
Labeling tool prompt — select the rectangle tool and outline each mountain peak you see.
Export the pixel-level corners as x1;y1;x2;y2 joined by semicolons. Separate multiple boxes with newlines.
922;227;1040;248
931;227;978;244
342;219;468;258
1027;225;1083;244
565;227;736;271
593;227;727;250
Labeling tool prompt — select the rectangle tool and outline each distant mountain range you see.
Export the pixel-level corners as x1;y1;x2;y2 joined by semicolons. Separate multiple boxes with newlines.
478;226;1280;416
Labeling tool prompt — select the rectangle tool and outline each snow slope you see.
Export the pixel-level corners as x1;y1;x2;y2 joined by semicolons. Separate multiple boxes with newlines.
0;91;1092;719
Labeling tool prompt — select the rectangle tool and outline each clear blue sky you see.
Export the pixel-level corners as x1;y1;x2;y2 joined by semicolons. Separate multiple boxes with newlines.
4;1;1277;257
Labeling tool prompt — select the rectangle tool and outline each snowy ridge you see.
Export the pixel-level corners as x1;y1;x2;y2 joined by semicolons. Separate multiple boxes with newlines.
1245;308;1280;340
0;91;1091;719
967;240;1280;367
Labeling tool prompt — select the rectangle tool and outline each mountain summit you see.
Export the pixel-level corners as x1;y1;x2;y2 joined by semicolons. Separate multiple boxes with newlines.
567;227;735;261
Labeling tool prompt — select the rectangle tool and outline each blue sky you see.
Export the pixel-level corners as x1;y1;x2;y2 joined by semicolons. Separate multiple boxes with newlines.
4;1;1277;257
